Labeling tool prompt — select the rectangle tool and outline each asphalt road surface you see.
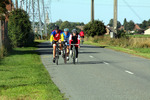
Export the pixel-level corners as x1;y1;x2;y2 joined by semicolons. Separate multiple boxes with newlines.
37;41;150;100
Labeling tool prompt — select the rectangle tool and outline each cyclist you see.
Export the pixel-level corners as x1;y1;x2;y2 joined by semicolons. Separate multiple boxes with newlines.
62;28;71;61
69;29;80;62
50;26;64;63
79;30;84;44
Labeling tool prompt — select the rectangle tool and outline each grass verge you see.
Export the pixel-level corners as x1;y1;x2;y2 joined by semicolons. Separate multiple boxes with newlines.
84;41;150;59
0;42;64;100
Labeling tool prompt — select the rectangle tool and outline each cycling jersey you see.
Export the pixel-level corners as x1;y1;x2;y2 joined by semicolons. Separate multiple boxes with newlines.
50;30;64;43
69;34;80;47
62;32;71;45
79;31;84;37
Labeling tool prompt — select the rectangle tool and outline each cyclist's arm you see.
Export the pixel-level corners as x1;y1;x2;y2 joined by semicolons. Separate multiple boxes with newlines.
50;32;54;43
78;35;80;45
69;34;72;45
61;33;64;42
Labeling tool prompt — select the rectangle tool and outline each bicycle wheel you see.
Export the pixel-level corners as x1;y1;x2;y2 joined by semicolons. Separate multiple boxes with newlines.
73;46;76;64
56;44;59;65
64;46;67;64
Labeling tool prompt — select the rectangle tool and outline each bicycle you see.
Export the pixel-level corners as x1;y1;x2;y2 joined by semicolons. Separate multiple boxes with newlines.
55;41;60;65
70;44;79;64
80;37;84;45
62;40;68;64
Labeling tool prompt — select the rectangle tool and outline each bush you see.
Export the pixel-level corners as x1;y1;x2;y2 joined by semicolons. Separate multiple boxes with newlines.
84;20;106;37
8;9;34;47
116;30;128;38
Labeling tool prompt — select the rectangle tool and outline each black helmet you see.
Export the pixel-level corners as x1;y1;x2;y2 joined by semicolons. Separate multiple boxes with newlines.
72;29;77;33
55;25;59;30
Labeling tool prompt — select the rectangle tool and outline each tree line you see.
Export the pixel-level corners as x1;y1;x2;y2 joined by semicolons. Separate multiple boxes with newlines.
108;18;150;31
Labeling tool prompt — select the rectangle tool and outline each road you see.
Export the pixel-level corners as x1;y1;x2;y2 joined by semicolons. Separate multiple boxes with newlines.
37;41;150;100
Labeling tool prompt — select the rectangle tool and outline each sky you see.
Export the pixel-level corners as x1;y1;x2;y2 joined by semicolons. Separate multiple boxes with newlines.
48;0;150;25
12;0;150;25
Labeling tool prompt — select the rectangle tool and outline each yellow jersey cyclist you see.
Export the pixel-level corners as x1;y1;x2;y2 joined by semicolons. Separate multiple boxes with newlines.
62;28;71;61
50;26;64;63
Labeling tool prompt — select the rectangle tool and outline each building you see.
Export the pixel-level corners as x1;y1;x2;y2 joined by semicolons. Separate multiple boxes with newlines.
144;28;150;35
45;11;50;25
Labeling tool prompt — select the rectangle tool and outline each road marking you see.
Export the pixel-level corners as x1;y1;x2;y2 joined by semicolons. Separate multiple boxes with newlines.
103;62;109;65
89;55;94;58
125;70;134;75
80;51;84;52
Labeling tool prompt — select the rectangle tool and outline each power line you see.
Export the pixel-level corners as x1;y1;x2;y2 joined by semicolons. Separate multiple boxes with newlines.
123;0;143;22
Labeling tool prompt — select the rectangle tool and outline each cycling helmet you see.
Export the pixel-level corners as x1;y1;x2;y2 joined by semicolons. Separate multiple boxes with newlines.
55;25;59;30
72;29;77;33
64;28;69;32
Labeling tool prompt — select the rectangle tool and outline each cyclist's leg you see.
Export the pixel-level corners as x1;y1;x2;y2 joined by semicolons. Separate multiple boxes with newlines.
83;36;84;42
75;46;78;62
75;46;78;58
70;45;73;56
53;44;56;58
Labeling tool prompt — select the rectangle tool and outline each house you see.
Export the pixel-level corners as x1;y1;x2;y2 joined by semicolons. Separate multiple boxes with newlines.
144;28;150;35
118;25;124;30
134;24;141;30
76;25;84;31
105;26;114;35
134;24;144;34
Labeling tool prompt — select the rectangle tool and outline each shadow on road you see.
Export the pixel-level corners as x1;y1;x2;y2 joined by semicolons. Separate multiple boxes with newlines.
37;42;52;48
65;61;104;65
36;49;53;55
79;52;100;54
81;45;107;48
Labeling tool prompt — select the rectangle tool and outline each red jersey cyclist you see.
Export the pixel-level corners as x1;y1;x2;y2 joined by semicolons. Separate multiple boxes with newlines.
50;26;64;63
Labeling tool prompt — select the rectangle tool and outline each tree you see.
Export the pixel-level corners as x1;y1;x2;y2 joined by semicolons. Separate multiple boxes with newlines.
123;18;127;30
126;20;135;31
84;20;106;37
55;19;63;26
117;21;121;29
108;19;121;28
147;19;150;27
0;0;9;19
108;19;113;27
8;9;34;47
140;20;148;29
60;21;71;30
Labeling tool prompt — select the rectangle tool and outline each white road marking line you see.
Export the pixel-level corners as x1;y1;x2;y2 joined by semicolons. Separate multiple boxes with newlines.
125;70;134;75
103;62;109;65
89;55;94;58
80;51;84;52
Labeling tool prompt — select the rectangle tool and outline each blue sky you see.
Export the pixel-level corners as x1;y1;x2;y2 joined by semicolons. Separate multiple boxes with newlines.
12;0;150;25
48;0;150;25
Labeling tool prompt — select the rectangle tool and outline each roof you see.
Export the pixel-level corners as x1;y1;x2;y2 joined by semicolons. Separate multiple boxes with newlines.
134;24;141;30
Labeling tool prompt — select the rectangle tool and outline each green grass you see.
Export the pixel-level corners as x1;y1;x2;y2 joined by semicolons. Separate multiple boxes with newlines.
35;40;48;43
0;43;64;100
128;34;150;38
84;41;150;59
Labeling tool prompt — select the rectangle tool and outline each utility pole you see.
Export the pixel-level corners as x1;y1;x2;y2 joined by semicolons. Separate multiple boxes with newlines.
42;0;48;37
91;0;94;22
32;0;35;33
29;0;31;14
37;0;43;39
15;0;18;9
20;0;22;9
26;0;28;12
113;0;118;35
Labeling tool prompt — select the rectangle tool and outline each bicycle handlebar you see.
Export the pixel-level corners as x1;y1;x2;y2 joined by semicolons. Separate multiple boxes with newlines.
70;44;79;46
